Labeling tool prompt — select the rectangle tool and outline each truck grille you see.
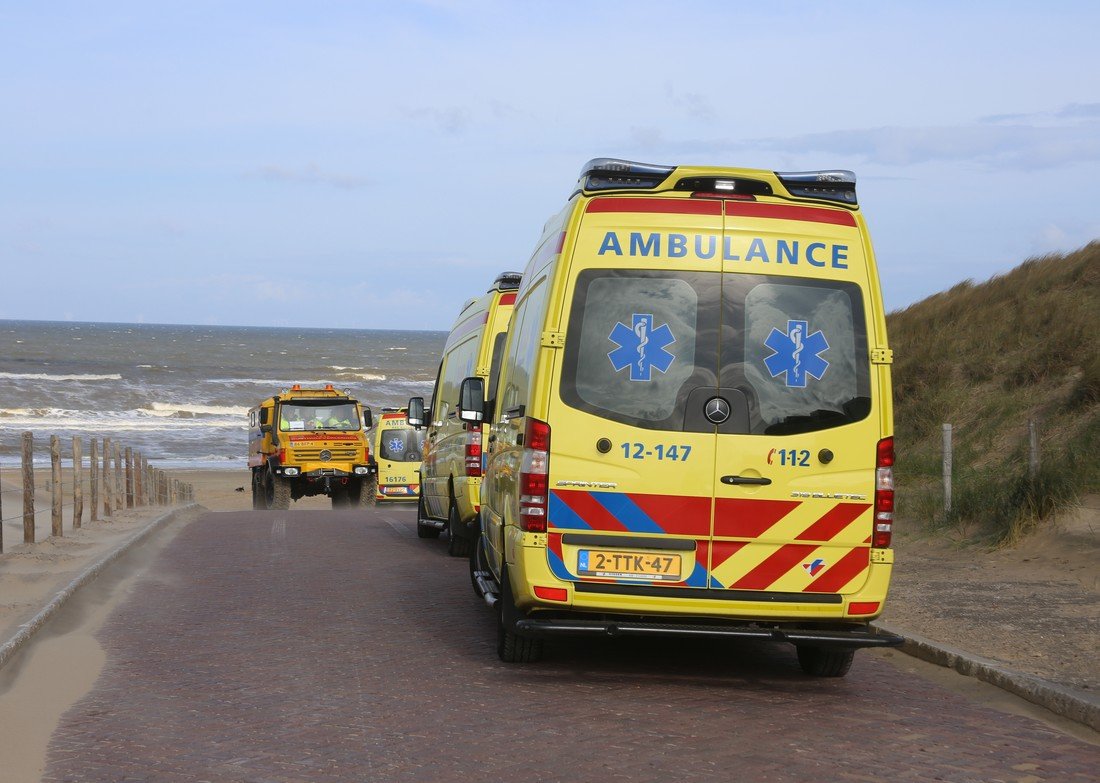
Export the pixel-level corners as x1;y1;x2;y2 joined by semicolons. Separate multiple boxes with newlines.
294;448;359;461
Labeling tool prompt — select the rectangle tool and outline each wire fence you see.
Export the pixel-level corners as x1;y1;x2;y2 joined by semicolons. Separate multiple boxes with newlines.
0;431;194;555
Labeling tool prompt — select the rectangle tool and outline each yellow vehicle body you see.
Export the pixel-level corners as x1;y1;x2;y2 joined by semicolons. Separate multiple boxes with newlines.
371;408;425;502
476;160;899;673
415;273;520;554
248;384;375;510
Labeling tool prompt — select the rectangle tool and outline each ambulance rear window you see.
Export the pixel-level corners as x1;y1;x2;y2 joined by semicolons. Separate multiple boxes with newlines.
560;270;870;434
378;427;425;462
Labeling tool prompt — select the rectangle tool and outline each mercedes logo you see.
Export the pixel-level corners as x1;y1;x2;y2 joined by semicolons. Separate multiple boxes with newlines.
704;397;730;424
319;449;332;462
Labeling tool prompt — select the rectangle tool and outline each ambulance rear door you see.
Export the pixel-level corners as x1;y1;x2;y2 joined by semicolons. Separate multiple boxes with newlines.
709;201;879;600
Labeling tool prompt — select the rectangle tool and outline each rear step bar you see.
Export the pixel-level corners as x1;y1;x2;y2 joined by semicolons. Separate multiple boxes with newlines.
473;570;499;608
513;618;903;648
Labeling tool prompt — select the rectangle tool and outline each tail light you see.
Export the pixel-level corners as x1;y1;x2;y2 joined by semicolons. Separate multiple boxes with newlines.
277;448;287;464
519;418;550;532
464;424;483;478
874;437;894;548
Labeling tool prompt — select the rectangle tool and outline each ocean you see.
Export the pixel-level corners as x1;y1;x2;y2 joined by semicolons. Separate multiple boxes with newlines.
0;320;446;469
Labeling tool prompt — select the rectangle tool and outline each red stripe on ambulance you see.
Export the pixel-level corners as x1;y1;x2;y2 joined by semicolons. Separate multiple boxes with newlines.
713;498;800;539
805;546;871;593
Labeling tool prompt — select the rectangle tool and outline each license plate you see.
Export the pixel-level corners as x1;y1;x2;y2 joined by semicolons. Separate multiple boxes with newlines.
577;549;681;581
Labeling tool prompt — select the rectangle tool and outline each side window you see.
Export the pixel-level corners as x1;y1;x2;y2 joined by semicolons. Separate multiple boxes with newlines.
439;335;479;421
499;278;548;416
486;330;508;418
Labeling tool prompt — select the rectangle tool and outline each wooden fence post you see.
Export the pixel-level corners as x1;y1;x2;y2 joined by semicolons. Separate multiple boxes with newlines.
73;436;83;529
22;431;35;544
1028;418;1040;483
942;423;953;515
90;438;99;522
113;442;123;512
51;435;63;537
125;447;134;509
134;452;144;508
102;437;112;517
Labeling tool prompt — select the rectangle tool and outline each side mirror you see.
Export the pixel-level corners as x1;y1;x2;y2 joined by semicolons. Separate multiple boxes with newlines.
259;408;270;425
260;424;272;434
362;406;373;430
458;377;485;424
407;397;426;428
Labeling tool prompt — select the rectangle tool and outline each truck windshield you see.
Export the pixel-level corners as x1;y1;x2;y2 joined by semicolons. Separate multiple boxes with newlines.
280;403;360;431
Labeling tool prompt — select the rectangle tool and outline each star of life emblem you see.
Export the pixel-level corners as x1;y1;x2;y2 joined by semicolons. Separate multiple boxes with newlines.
608;314;676;382
763;319;829;388
387;437;405;454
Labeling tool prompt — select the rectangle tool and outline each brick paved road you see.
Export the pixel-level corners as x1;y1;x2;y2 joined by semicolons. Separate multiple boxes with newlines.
45;508;1098;782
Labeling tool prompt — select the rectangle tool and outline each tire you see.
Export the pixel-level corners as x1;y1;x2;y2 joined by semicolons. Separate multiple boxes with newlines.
268;472;292;511
447;498;473;558
496;568;542;663
357;474;377;507
416;494;441;539
796;645;855;677
252;470;266;510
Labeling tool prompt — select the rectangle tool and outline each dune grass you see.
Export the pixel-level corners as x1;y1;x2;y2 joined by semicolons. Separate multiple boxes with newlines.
888;241;1099;544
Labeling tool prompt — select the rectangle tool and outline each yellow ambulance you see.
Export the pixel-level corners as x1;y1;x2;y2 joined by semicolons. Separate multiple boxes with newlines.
458;159;901;674
408;272;521;555
370;408;425;502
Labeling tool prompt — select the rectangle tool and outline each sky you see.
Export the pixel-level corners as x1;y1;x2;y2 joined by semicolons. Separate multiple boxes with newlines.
2;1;1098;331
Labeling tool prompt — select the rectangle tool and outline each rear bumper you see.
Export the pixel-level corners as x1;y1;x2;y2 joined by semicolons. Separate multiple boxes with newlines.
513;616;902;649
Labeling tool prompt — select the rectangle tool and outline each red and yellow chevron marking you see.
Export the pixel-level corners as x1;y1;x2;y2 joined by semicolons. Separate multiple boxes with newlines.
548;490;873;595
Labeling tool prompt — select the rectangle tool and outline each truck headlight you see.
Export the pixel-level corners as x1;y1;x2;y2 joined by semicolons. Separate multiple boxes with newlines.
284;467;300;476
353;466;369;475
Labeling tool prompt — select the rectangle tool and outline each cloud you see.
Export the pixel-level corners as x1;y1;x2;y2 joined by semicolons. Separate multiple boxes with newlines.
662;102;1100;170
248;163;370;190
665;84;717;123
400;105;472;135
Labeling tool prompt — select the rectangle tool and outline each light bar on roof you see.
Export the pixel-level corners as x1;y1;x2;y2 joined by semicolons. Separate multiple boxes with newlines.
776;170;858;205
579;158;675;192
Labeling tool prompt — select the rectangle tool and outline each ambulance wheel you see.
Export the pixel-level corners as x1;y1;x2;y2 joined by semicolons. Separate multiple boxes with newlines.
497;568;542;663
416;495;440;539
796;645;855;677
251;471;266;510
268;473;291;511
447;499;473;558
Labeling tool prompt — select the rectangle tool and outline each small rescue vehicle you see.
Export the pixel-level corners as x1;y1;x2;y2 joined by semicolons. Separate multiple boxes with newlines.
370;407;425;502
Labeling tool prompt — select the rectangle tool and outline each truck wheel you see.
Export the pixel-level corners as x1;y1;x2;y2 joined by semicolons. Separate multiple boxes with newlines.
796;645;855;677
357;475;377;507
447;498;473;558
251;470;266;510
416;495;440;539
497;568;542;663
268;472;292;511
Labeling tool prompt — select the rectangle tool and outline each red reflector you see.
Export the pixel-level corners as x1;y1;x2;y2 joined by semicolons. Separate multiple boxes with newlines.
847;601;880;616
533;586;568;602
877;437;894;467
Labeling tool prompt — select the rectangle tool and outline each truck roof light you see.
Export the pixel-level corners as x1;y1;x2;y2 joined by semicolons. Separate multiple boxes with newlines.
775;170;858;205
578;158;675;193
